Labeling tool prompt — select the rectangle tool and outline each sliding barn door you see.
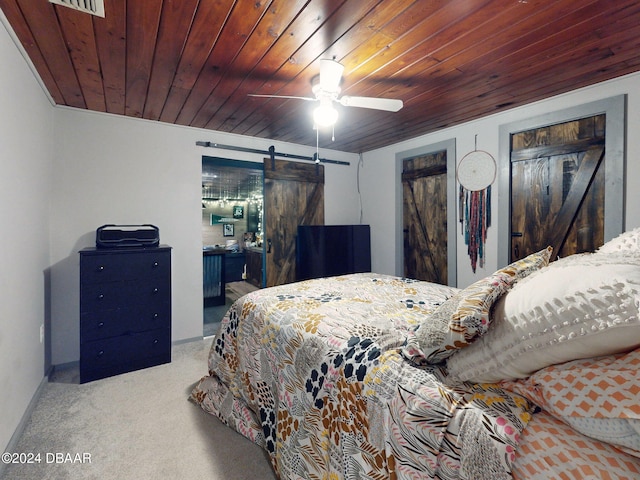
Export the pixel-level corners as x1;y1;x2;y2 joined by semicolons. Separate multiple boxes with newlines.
510;114;605;262
402;150;448;284
264;159;324;287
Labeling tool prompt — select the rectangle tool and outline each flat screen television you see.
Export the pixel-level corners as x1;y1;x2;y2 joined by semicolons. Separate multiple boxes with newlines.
296;225;371;281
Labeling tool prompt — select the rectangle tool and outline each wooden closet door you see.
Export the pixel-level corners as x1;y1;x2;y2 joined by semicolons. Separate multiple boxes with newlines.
264;159;324;287
510;115;605;262
402;150;448;284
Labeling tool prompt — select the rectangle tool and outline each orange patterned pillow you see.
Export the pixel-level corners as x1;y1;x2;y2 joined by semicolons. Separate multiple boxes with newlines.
512;410;640;479
503;349;640;457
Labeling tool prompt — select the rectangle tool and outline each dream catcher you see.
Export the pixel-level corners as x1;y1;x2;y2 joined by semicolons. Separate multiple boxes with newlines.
457;137;497;273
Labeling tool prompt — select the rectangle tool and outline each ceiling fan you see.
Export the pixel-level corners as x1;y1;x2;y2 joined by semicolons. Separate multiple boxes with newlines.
249;59;403;127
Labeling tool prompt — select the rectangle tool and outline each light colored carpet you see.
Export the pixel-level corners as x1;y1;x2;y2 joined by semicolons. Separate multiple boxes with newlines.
2;339;276;480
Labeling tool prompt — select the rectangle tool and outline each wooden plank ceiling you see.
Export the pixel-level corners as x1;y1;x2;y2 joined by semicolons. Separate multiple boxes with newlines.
2;0;639;153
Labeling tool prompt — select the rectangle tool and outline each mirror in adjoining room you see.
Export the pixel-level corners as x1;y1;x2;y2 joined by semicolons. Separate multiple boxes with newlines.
201;156;264;337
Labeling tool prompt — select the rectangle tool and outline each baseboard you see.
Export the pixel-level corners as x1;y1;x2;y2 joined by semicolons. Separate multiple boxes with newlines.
0;374;48;478
172;336;206;346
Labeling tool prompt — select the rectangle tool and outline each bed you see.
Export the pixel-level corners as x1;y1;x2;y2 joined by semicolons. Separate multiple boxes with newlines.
191;229;640;479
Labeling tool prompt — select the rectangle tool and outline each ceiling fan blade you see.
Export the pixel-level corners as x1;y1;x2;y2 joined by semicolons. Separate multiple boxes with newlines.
248;93;315;101
339;95;403;112
319;59;344;92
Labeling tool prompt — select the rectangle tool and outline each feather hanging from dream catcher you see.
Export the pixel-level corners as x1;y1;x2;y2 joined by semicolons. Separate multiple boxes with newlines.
457;136;497;273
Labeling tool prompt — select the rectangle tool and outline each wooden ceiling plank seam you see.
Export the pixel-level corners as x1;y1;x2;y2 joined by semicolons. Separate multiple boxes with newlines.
375;51;639;149
225;0;388;135
460;9;640;104
242;0;349;83
159;0;236;124
175;1;271;127
243;99;319;142
295;0;387;66
381;67;588;143
202;0;353;133
324;0;423;86
370;0;632;122
230;43;640;153
0;0;65;103
318;3;512;107
143;0;200;121
201;0;361;132
124;0;163;118
457;0;627;79
178;0;275;128
15;0;86;108
161;0;263;124
425;0;564;69
485;39;640;107
253;0;383;97
198;0;311;131
347;0;541;97
240;0;380;105
350;0;632;119
209;1;361;133
340;0;587;104
237;0;505;138
344;0;555;104
57;6;106;111
286;31;640;152
93;0;126;115
340;0;502;92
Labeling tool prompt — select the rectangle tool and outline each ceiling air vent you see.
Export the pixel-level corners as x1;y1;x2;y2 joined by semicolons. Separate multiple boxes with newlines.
49;0;105;17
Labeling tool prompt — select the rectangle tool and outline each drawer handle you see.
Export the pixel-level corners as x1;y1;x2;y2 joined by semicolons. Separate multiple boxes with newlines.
153;313;159;320
153;262;159;268
97;350;104;358
97;294;104;300
153;339;159;345
98;322;104;328
98;265;105;271
153;288;159;294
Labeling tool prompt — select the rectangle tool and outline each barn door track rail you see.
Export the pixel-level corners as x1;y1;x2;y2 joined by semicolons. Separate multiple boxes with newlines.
196;141;350;166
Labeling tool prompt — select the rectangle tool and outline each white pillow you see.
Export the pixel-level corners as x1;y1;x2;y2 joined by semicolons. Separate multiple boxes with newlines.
597;226;640;255
446;253;640;383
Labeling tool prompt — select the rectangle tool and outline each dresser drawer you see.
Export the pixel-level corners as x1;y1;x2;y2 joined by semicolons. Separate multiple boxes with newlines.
80;249;170;284
80;328;171;383
80;304;170;341
80;278;170;313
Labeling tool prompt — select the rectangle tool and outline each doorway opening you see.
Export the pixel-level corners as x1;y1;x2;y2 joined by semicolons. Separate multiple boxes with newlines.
202;156;264;337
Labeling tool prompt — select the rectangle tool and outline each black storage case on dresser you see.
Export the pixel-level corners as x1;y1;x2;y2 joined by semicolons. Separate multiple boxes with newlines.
79;245;172;383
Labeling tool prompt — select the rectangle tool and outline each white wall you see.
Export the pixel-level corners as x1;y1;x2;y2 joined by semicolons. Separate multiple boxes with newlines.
49;108;360;364
0;15;54;452
362;72;640;288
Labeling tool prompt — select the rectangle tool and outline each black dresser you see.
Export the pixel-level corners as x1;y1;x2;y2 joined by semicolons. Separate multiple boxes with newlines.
79;246;172;383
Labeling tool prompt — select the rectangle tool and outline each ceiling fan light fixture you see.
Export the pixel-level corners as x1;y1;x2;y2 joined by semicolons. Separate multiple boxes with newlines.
319;59;344;92
313;99;338;127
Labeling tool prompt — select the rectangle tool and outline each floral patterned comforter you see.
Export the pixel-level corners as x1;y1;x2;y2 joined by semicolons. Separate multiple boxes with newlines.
191;273;534;479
